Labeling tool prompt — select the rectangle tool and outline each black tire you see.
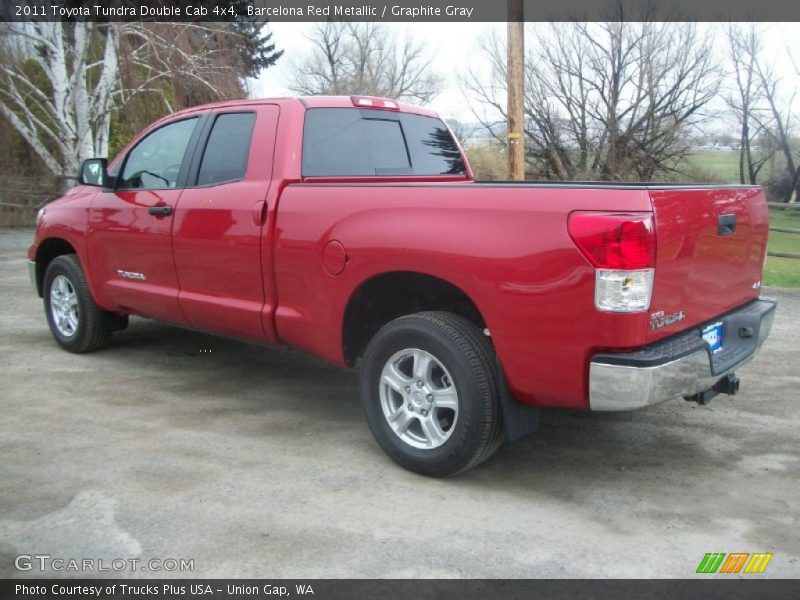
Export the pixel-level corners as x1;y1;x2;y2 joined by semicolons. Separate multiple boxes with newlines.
359;311;505;477
43;254;113;353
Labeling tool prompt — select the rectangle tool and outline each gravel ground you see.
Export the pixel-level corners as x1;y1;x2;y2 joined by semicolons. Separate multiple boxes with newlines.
1;228;798;578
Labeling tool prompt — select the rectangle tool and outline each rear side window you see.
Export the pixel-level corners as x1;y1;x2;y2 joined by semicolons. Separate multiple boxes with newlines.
302;108;465;177
197;112;256;186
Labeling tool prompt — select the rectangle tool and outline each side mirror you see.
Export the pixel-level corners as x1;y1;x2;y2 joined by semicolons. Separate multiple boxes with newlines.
78;158;109;187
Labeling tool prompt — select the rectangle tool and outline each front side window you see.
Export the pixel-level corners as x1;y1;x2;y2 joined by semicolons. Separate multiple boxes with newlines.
119;118;198;189
302;108;465;177
196;112;257;186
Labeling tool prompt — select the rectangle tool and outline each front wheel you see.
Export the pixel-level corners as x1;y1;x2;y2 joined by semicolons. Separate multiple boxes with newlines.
43;254;114;353
359;311;504;477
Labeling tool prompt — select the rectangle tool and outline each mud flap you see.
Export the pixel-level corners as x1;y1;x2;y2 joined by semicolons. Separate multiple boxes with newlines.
496;357;540;443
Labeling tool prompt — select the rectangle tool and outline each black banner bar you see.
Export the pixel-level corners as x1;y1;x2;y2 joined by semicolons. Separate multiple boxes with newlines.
2;579;798;600
2;0;800;23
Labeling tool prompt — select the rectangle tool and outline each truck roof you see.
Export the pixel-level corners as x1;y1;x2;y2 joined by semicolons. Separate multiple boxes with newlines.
299;95;439;118
163;95;440;121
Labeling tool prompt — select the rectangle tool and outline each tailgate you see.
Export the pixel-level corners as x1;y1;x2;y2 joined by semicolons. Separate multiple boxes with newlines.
647;186;769;343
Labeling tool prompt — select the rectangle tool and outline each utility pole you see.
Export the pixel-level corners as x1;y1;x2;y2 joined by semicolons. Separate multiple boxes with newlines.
507;0;525;180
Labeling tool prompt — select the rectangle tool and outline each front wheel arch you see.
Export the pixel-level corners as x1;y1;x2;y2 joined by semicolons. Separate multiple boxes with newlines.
34;237;77;297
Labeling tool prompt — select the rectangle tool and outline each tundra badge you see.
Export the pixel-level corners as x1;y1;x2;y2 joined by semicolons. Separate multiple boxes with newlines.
117;269;146;281
650;310;685;330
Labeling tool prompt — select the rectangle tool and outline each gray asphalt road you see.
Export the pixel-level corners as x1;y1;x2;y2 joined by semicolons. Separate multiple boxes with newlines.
1;228;798;579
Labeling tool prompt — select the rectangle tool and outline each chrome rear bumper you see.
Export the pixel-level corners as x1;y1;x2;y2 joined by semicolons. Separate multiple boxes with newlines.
589;298;776;411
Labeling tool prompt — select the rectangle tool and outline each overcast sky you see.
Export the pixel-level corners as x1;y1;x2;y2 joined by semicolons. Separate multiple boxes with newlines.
251;22;799;128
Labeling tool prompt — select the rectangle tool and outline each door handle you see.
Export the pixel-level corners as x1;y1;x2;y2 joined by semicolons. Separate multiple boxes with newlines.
717;213;736;236
148;205;173;217
253;200;267;226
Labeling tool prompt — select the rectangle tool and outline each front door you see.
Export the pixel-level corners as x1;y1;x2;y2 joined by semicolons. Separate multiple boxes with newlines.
86;116;201;323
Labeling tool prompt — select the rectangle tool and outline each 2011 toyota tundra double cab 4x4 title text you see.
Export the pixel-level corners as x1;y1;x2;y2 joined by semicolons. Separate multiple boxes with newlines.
28;95;776;476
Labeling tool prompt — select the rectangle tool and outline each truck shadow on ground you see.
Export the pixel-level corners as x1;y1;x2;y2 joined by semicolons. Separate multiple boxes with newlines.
101;317;744;496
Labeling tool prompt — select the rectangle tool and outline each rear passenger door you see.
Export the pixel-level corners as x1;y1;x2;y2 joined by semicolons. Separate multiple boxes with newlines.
172;105;280;341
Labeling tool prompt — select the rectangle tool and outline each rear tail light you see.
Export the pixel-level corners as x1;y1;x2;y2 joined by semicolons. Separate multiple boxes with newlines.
568;212;655;269
568;212;656;312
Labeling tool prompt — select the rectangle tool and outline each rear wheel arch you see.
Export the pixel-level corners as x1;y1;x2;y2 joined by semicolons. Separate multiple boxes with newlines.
341;271;488;367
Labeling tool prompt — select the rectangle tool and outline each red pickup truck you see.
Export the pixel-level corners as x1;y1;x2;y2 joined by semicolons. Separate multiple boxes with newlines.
28;95;776;476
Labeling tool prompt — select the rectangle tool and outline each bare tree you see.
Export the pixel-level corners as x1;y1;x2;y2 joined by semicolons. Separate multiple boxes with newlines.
289;23;441;103
0;20;280;179
725;24;777;185
446;119;477;147
120;23;249;110
724;25;800;201
752;54;799;202
462;22;720;181
0;23;120;177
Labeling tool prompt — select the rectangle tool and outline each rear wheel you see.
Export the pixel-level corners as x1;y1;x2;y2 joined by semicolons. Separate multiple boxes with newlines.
359;311;504;477
43;254;115;353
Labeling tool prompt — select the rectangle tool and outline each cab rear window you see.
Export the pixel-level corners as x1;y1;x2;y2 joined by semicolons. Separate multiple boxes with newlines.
302;108;466;177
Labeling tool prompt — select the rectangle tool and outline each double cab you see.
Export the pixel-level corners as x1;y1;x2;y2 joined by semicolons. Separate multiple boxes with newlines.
28;95;776;476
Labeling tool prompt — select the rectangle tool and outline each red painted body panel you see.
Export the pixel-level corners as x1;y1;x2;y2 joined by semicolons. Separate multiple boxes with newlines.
82;110;212;323
86;187;187;323
172;104;280;342
28;185;95;286
646;187;767;342
272;184;654;408
28;97;770;411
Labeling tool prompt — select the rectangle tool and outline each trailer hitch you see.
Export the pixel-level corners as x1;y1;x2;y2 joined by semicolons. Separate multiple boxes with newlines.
684;373;740;406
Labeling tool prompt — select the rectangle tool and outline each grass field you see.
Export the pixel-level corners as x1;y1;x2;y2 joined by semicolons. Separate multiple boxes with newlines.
684;151;742;182
765;209;800;288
